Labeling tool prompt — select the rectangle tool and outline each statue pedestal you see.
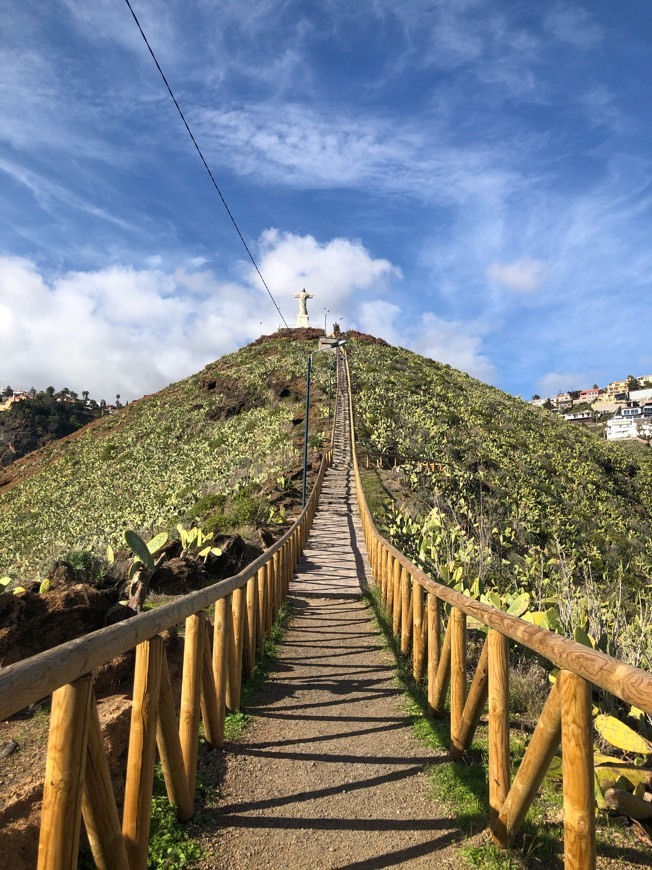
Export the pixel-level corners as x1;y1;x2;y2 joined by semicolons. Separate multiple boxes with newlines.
295;314;310;328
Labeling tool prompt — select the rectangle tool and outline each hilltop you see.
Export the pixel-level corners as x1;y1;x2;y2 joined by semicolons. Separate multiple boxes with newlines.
1;333;651;668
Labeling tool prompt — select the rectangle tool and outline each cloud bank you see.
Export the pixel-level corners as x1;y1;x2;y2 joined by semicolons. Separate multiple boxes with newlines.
0;231;496;399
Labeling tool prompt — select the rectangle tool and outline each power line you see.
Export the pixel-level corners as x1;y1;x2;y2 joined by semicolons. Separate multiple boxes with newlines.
122;0;288;327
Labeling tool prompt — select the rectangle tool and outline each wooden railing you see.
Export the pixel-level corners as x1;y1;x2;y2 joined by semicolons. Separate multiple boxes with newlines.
344;355;652;870
0;445;332;869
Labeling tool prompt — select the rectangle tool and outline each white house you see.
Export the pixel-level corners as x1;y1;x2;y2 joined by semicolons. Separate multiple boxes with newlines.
606;416;652;441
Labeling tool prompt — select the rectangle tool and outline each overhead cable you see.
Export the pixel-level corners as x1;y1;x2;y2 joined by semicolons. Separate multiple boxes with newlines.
122;0;288;327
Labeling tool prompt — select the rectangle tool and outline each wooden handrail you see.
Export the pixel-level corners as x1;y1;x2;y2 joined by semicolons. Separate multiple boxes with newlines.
343;351;652;869
0;447;332;723
343;356;652;716
1;343;342;870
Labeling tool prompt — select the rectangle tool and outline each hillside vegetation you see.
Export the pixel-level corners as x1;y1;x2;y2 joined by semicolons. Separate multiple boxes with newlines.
3;334;652;672
349;342;652;670
0;333;332;581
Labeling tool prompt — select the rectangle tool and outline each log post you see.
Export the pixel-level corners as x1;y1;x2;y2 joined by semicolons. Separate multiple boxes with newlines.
271;551;280;619
38;676;93;870
244;575;257;678
496;682;561;846
400;567;411;654
427;593;441;709
488;629;510;833
560;670;596;870
429;602;450;715
413;580;426;682
200;622;222;747
212;596;229;747
226;586;245;712
122;636;163;870
393;559;402;637
453;635;489;757
385;553;398;613
256;566;266;656
179;615;204;802
156;654;193;820
82;693;130;870
450;607;467;754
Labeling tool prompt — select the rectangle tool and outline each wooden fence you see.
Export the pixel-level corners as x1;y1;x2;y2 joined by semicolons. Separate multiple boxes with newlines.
344;354;652;870
0;446;332;869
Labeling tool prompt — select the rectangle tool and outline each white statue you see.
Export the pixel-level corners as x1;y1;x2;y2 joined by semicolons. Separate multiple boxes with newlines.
294;288;314;327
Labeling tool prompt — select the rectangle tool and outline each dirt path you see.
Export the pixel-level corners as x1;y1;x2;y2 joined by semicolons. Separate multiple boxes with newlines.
191;355;462;868
193;593;462;869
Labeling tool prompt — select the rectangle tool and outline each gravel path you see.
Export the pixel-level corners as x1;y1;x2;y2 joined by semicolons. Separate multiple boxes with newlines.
192;593;462;869
191;355;463;868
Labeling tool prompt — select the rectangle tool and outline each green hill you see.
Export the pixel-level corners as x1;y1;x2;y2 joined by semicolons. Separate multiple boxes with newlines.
2;333;651;669
0;331;333;581
348;341;652;670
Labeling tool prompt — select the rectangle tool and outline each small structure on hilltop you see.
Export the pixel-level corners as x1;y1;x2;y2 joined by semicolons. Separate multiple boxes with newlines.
293;288;314;328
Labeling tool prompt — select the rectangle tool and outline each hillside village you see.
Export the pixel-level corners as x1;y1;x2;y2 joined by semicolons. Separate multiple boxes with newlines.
531;374;652;442
0;385;123;469
0;385;121;415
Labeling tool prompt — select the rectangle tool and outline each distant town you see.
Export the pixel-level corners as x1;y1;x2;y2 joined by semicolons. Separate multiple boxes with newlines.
530;374;652;442
0;385;124;416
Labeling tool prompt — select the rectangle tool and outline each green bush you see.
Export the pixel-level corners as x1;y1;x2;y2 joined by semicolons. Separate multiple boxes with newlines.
190;492;227;517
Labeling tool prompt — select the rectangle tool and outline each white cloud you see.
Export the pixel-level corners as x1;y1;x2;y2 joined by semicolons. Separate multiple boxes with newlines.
409;312;496;382
538;371;587;396
256;230;400;321
486;258;546;293
0;232;400;400
543;5;603;50
353;299;495;382
356;301;403;346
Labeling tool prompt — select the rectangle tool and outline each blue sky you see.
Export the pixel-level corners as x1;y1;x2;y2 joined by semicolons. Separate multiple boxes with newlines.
1;1;652;401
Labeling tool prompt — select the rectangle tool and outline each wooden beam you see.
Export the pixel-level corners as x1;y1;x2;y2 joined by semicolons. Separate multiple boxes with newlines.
496;682;561;846
82;693;130;869
560;670;596;870
244;575;257;679
38;676;93;870
122;637;163;870
156;653;193;821
256;566;266;656
200;622;222;748
226;587;245;712
400;566;411;654
427;593;441;710
179;615;203;802
429;611;451;715
453;635;489;756
488;630;510;833
450;608;467;754
412;580;426;682
212;596;229;747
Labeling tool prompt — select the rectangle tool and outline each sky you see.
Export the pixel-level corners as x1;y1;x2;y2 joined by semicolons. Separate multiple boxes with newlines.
1;0;652;402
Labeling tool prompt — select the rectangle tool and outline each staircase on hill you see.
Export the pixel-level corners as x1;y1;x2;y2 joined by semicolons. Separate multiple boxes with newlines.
195;350;458;868
291;352;367;599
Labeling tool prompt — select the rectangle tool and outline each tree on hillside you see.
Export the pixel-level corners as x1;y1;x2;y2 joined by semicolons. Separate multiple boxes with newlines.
532;394;541;401
4;386;13;397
